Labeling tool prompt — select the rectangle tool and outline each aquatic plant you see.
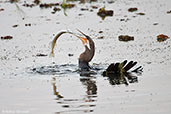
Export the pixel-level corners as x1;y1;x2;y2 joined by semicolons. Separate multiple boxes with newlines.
97;7;113;20
61;0;75;9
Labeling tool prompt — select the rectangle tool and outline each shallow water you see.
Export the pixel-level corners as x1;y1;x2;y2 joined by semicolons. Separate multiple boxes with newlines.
0;0;171;114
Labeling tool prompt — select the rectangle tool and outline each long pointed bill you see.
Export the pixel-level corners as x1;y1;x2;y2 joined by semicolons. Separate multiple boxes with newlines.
76;35;87;45
76;29;88;38
68;32;88;45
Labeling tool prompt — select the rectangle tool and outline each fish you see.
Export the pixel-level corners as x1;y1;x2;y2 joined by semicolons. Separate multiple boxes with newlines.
50;31;69;57
50;30;88;57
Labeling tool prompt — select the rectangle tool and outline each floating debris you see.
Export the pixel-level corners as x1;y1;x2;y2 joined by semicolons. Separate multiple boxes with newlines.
119;18;130;22
66;0;78;1
40;3;59;8
97;7;113;20
91;5;98;9
78;13;83;16
68;53;74;56
80;0;97;3
128;7;138;12
33;0;40;5
12;24;18;28
89;0;97;2
23;3;35;8
36;53;48;57
1;36;13;40
10;0;19;3
0;8;4;12
108;1;115;4
167;10;171;14
98;31;103;33
153;23;158;25
61;0;75;9
157;34;169;42
80;8;89;11
60;0;75;16
25;23;31;26
118;35;134;41
97;36;104;39
89;9;93;12
61;3;75;9
136;12;145;15
52;7;61;14
120;19;125;21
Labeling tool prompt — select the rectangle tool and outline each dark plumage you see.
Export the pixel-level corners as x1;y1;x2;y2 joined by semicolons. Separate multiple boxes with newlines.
103;60;143;76
102;60;143;85
75;30;95;71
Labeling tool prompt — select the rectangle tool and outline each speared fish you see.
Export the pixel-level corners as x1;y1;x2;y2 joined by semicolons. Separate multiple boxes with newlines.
50;31;69;57
50;30;88;57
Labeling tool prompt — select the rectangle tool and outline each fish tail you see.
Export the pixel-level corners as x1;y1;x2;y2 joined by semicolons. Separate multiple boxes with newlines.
49;51;54;57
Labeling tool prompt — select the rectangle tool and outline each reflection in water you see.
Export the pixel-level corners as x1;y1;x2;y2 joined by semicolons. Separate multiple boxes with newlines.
51;74;97;114
29;63;142;114
81;78;97;95
104;73;139;85
51;77;64;99
29;63;141;86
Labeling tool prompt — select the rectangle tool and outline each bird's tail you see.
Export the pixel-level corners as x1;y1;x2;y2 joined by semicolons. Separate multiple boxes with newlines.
123;60;143;73
105;60;143;75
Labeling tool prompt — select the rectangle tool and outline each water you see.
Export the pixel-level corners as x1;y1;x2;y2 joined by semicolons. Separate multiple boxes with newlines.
0;0;171;114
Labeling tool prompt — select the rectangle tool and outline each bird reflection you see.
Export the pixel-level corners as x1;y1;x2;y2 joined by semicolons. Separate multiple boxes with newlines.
81;78;97;95
80;73;97;102
51;74;97;114
104;72;139;85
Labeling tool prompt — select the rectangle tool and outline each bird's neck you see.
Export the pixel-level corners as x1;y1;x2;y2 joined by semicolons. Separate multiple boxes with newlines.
88;39;95;61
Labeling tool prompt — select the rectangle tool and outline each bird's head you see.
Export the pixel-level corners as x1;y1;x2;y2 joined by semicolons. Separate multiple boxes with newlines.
78;36;88;45
68;29;89;45
67;29;91;45
76;29;91;45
